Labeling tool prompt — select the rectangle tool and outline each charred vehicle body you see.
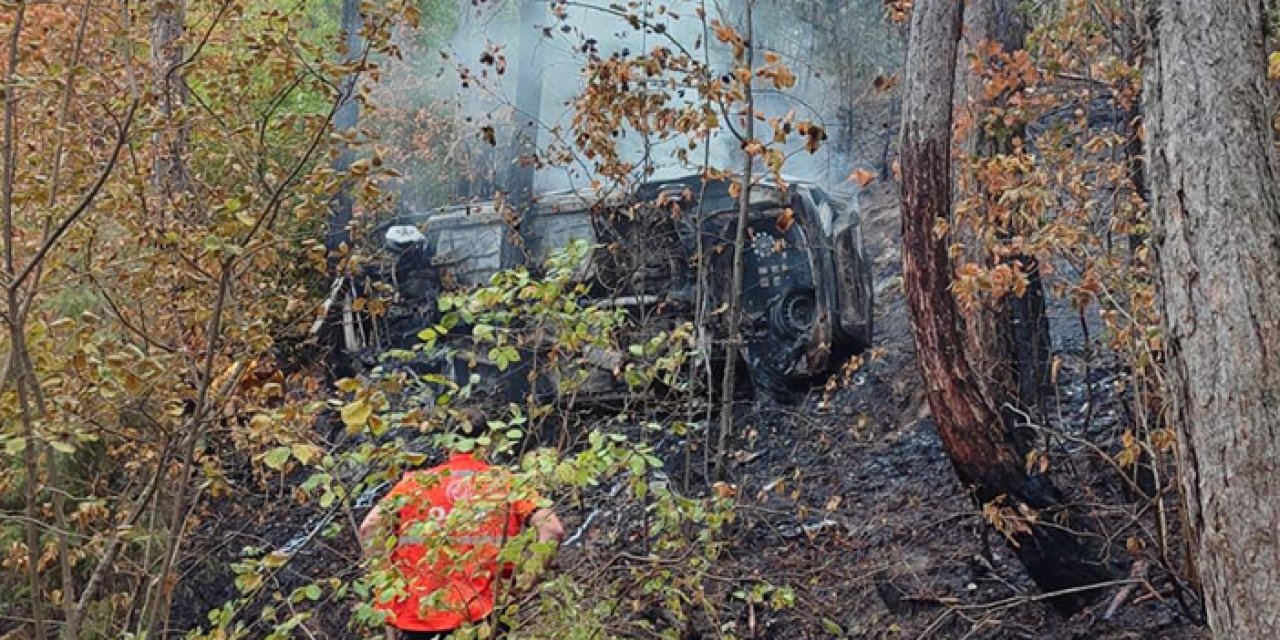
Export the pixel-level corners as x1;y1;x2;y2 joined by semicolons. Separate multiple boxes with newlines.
317;174;872;402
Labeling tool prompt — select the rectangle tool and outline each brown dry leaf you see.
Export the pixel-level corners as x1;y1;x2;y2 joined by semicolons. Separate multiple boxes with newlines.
776;207;795;232
479;125;496;146
849;168;876;187
872;74;899;92
712;481;738;498
800;123;827;153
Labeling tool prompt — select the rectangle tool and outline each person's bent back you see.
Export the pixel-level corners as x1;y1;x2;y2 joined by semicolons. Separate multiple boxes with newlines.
359;450;563;639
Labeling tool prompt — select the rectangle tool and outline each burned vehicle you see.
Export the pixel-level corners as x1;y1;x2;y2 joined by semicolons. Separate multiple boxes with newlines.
318;174;872;401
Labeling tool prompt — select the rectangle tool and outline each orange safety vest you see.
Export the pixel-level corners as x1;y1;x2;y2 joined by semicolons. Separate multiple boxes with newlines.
375;453;535;632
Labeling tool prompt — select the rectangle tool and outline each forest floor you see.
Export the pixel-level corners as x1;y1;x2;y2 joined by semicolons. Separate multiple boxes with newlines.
588;184;1208;639
173;185;1208;639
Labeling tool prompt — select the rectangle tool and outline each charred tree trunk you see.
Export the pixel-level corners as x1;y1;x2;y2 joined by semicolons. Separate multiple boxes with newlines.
326;0;362;265
499;0;545;270
506;0;543;207
957;1;1050;446
1145;2;1280;635
900;0;1111;613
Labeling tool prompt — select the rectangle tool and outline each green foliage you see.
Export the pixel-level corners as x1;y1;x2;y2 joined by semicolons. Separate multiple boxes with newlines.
194;239;779;638
0;0;450;636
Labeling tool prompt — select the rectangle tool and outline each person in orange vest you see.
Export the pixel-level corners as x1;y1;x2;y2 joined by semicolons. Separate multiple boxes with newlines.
359;413;565;639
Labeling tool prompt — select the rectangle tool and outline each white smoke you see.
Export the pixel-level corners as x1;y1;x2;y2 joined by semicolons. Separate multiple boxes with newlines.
375;0;901;206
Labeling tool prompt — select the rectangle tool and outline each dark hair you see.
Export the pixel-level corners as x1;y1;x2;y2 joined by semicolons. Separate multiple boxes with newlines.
453;406;486;438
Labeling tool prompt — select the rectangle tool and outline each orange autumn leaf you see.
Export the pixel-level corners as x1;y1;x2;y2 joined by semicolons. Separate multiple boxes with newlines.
849;168;876;187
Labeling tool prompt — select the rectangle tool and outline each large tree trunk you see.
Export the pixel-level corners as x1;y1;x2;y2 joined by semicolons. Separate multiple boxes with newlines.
1145;2;1280;635
900;0;1111;613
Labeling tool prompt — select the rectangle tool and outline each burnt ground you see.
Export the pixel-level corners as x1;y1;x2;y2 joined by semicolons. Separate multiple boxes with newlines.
172;185;1208;639
617;184;1207;639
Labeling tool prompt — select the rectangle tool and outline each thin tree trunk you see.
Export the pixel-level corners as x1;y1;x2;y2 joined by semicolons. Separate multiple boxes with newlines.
151;0;189;218
900;0;1111;613
1145;2;1280;635
497;0;545;271
715;0;756;481
138;2;194;633
506;0;543;209
1;4;47;638
47;4;94;625
327;0;362;265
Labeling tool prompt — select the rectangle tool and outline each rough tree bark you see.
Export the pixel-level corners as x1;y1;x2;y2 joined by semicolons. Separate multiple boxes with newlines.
900;0;1111;613
1145;2;1280;635
957;1;1051;446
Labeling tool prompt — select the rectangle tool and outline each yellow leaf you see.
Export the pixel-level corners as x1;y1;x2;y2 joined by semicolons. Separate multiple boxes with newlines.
340;398;372;428
291;443;323;465
261;552;289;568
932;216;950;240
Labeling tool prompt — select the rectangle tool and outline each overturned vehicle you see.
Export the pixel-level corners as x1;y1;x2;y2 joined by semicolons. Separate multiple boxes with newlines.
317;174;873;402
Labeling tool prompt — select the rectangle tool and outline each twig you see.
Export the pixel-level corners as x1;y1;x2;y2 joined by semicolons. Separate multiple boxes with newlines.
1101;560;1147;620
917;578;1143;639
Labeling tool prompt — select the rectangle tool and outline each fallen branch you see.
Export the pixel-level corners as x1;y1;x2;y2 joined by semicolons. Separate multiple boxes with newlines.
917;578;1144;639
1102;560;1148;621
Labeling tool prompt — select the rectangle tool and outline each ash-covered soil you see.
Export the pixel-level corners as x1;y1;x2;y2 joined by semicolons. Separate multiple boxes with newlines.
628;185;1205;639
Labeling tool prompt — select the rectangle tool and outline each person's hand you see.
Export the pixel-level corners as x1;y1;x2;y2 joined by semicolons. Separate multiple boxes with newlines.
358;505;385;559
529;508;565;544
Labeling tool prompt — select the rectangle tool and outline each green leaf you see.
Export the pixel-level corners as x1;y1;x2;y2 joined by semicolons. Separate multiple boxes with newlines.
263;446;292;471
821;618;844;635
5;437;27;456
628;454;647;477
49;440;77;455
